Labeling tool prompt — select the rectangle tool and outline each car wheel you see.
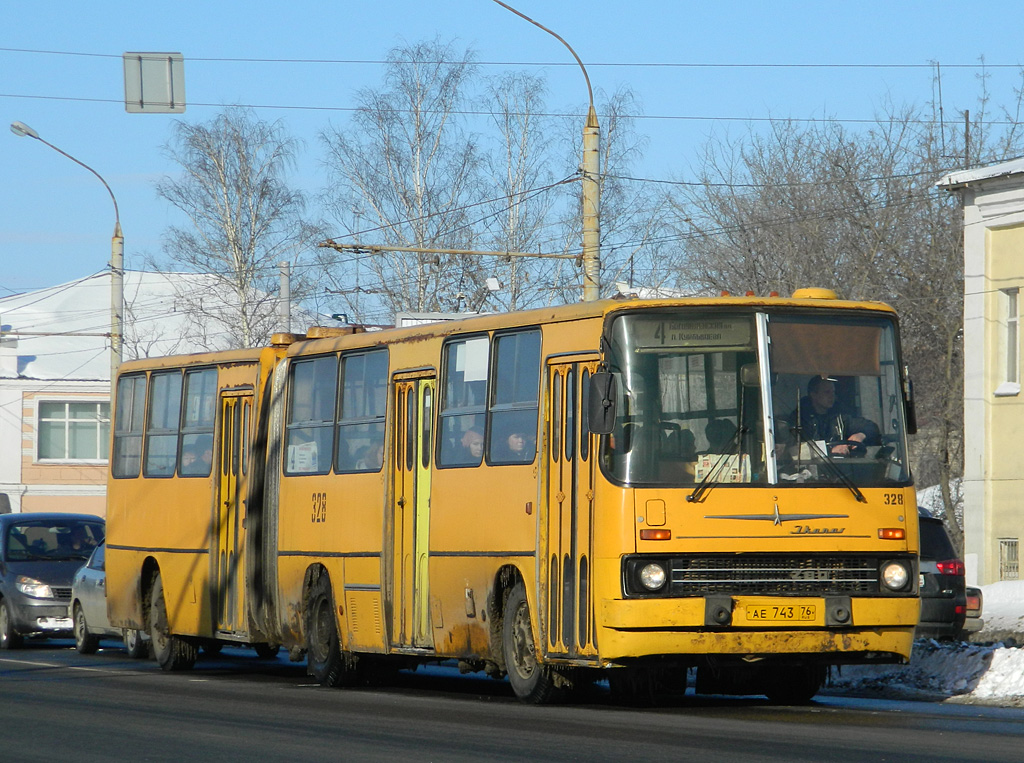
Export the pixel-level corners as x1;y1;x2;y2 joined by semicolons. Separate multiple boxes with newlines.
124;628;149;659
0;598;24;650
74;602;100;654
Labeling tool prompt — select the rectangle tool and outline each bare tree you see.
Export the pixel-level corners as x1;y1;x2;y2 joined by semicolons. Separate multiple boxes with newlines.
476;70;560;311
319;39;484;322
154;108;314;349
669;82;1024;549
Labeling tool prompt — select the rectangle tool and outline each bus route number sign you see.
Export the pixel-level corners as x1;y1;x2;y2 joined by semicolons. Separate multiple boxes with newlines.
634;318;752;349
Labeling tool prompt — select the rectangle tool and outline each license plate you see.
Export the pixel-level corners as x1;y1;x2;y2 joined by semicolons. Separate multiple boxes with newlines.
745;604;817;622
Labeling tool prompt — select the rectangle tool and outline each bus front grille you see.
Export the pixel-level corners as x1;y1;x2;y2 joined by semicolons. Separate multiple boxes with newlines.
669;555;879;595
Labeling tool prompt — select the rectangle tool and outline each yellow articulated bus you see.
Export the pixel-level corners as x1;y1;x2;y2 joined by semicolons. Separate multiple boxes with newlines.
105;290;919;703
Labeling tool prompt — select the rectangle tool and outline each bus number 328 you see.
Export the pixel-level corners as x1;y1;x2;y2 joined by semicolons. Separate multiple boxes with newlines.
311;492;327;523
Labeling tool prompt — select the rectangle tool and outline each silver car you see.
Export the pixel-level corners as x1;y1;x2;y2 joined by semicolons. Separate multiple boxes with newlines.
0;512;104;648
70;541;148;657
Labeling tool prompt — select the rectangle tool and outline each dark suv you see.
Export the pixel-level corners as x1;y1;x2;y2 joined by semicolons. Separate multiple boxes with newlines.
916;510;967;640
0;512;105;648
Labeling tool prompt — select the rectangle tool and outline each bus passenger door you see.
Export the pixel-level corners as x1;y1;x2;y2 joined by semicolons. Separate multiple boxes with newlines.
392;375;435;649
545;359;599;660
215;390;252;635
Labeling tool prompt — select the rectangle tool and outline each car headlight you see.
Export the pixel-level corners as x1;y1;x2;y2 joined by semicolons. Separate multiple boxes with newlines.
16;575;55;599
880;560;910;591
639;563;667;591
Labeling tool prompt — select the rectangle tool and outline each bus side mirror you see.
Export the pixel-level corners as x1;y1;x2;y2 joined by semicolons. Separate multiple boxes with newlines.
904;376;917;435
589;372;617;435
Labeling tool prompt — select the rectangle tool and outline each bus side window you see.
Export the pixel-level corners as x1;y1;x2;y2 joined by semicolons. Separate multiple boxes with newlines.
112;374;147;478
144;371;182;478
488;330;540;465
285;356;337;475
438;336;489;467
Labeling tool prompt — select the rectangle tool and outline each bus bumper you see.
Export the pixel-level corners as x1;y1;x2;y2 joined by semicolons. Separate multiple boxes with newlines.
597;596;917;663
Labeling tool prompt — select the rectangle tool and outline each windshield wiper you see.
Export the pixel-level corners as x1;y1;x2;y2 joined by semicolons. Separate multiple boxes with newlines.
801;439;867;503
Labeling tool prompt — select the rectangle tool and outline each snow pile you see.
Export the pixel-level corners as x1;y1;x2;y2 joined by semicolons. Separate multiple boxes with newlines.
829;580;1024;705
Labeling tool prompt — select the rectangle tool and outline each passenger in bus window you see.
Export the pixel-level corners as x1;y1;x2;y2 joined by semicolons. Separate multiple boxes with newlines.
355;443;384;471
196;436;213;471
499;431;534;463
788;376;880;456
704;418;737;453
460;427;484;462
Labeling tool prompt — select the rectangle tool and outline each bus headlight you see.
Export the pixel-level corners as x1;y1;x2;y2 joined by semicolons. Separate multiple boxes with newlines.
639;563;667;591
880;560;910;591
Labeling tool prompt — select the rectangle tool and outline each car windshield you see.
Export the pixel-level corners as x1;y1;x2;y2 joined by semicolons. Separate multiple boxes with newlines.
599;309;912;489
4;521;105;562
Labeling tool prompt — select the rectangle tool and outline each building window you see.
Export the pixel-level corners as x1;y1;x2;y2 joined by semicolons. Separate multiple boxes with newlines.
999;538;1019;581
37;401;110;461
996;288;1021;396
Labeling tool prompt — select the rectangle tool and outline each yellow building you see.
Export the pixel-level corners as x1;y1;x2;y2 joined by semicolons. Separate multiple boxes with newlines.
940;158;1024;585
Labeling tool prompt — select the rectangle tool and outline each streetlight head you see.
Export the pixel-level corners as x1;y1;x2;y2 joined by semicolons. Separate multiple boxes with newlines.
10;121;40;139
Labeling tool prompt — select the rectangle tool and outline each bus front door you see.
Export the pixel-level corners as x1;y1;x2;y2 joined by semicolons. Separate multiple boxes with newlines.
392;376;435;650
545;359;599;660
214;390;252;635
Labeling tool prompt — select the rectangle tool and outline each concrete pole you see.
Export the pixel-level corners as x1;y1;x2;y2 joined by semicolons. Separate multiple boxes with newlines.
582;105;601;302
489;1;601;301
279;261;291;333
110;223;124;381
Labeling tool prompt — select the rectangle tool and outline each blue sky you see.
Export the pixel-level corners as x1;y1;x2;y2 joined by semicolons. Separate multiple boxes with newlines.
3;0;1023;294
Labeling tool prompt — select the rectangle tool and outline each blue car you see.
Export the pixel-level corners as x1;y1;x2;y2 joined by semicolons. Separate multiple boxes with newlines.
0;512;105;648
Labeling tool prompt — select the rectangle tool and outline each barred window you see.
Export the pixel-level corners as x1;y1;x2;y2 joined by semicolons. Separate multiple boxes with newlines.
999;538;1019;581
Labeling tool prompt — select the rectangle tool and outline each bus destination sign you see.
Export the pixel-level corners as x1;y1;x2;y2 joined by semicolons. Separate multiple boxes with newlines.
633;317;752;349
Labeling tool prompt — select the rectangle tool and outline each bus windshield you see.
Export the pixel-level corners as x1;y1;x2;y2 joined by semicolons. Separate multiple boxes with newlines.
601;310;912;489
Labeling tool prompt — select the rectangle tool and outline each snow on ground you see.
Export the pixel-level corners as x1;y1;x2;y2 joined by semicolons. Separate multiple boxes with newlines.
830;581;1024;706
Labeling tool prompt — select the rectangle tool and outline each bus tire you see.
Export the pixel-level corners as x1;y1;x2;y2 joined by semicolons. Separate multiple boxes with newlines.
765;664;825;705
73;602;100;654
124;628;148;659
305;574;355;687
0;598;24;649
502;582;560;704
148;574;197;671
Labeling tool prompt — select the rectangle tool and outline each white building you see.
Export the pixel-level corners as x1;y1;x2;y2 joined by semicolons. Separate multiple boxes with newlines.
0;270;264;515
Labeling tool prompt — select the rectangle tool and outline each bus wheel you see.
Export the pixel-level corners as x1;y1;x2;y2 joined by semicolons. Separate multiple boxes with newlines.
73;602;100;654
502;582;560;704
0;599;24;649
305;574;356;687
148;574;197;671
765;664;825;704
124;628;148;659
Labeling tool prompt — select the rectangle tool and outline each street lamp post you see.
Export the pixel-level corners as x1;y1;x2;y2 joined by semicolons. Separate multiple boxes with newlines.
10;121;124;382
490;1;601;302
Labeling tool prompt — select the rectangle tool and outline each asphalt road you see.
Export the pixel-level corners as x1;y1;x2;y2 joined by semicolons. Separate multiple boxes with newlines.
2;639;1023;762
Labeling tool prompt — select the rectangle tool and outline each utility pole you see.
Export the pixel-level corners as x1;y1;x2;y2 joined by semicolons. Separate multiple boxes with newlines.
491;0;601;301
279;261;291;333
